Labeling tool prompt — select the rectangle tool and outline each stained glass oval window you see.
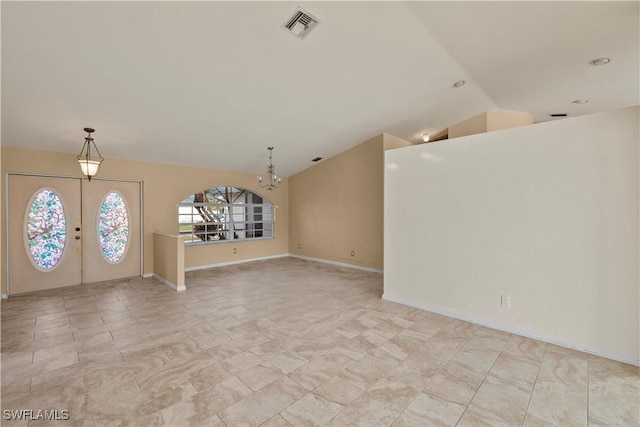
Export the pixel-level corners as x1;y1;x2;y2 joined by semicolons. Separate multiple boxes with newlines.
26;189;67;270
98;192;129;263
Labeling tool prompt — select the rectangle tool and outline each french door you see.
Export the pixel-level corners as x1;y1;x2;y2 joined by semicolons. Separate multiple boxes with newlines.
7;174;141;295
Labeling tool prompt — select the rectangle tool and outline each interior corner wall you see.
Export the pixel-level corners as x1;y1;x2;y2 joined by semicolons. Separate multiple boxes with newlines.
289;135;385;270
0;147;3;295
448;112;488;139
384;106;640;365
383;133;413;151
486;109;533;132
1;146;289;293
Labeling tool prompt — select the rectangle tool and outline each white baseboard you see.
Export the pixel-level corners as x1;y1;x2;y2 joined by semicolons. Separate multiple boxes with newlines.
153;274;186;292
1;294;7;299
183;253;383;274
142;273;153;279
382;293;639;367
289;254;383;274
184;253;289;272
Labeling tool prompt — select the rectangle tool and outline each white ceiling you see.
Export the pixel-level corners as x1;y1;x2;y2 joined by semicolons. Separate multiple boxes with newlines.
2;1;638;177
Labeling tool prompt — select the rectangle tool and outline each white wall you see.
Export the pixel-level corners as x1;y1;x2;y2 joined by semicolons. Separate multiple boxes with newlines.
384;106;639;365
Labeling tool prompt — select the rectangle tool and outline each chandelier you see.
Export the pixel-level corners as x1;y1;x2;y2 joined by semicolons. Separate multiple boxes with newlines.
77;127;104;181
257;147;282;191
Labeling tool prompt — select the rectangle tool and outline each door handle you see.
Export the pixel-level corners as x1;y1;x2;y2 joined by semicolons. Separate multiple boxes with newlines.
75;227;81;232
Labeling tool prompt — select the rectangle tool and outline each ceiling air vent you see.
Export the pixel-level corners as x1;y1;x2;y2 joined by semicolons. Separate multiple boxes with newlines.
282;8;320;39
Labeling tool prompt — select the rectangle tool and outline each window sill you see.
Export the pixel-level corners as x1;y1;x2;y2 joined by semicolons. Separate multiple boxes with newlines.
183;236;274;247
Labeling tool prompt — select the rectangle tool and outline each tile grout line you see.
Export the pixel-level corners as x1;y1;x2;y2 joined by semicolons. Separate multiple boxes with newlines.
301;329;405;426
586;355;590;425
521;341;549;426
386;328;468;427
453;331;511;426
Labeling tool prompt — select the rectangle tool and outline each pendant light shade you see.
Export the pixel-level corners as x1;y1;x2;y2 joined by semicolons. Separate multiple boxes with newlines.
77;127;103;181
78;159;101;177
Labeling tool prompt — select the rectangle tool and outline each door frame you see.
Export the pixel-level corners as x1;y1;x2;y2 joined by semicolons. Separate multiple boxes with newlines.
4;172;144;296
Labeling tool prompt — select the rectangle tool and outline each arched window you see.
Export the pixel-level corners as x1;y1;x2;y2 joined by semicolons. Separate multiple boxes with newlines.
178;187;274;244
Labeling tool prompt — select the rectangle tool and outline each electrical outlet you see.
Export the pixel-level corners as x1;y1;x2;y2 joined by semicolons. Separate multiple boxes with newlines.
350;250;355;257
233;248;237;254
298;243;301;250
501;295;510;307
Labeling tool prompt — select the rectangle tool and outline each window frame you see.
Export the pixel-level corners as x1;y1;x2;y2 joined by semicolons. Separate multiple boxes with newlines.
24;187;69;271
178;186;274;245
98;191;130;264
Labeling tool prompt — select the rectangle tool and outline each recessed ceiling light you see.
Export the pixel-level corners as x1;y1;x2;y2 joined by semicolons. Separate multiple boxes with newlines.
590;57;611;66
572;99;588;104
452;80;466;88
422;134;430;142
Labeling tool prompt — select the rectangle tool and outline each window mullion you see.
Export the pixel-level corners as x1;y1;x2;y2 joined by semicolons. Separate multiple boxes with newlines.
228;203;234;241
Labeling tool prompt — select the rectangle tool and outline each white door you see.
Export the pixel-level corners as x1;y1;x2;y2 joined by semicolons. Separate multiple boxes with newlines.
8;175;83;294
82;180;141;283
7;174;142;295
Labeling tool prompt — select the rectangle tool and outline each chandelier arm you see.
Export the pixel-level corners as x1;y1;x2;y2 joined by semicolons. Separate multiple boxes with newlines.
77;140;88;158
257;147;280;191
92;140;104;160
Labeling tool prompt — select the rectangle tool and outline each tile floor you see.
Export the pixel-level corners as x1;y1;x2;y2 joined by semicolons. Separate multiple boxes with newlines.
1;257;638;426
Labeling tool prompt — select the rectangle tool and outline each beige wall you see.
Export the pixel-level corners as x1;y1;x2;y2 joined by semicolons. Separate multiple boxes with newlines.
486;109;533;132
448;109;533;139
1;146;289;293
383;133;413;151
448;111;488;139
384;106;639;365
153;233;185;290
289;133;409;270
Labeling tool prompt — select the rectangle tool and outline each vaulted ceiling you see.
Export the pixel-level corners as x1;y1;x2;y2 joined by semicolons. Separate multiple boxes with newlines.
2;1;638;176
